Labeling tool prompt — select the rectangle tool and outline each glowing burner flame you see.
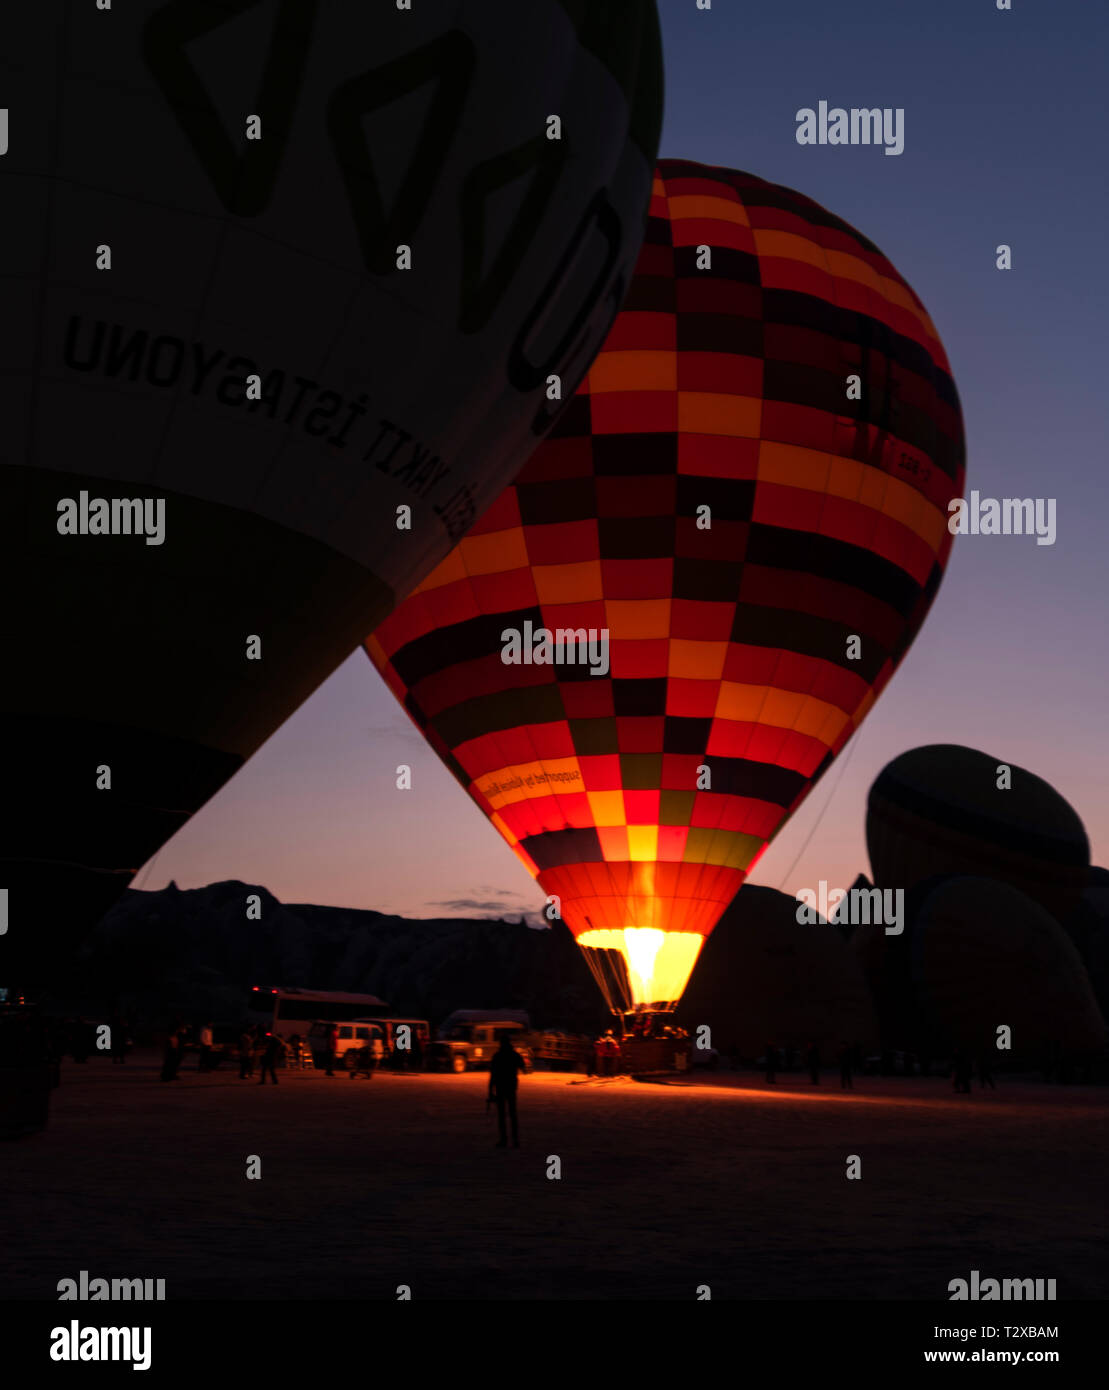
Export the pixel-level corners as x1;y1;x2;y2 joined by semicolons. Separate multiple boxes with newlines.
577;928;704;1014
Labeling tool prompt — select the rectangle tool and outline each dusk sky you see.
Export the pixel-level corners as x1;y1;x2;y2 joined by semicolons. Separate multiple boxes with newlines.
142;0;1108;917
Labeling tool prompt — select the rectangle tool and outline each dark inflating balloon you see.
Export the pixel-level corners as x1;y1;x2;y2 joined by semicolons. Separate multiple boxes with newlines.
909;877;1105;1057
867;745;1090;924
676;885;878;1055
1;1;664;981
369;159;965;1017
1064;867;1109;1025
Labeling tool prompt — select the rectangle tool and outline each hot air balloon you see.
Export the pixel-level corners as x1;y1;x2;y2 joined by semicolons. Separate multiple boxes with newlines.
675;884;878;1056
1061;866;1109;1025
0;1;664;985
867;746;1090;924
909;877;1105;1058
367;160;966;1023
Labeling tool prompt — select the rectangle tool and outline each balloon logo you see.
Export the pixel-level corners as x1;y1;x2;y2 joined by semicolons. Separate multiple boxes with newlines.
367;160;966;1018
1;1;663;982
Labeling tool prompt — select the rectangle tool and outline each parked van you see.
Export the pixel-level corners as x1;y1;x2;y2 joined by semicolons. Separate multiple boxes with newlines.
306;1017;430;1070
307;1019;385;1069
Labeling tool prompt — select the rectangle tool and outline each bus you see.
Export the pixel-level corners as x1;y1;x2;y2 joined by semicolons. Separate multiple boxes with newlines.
246;987;390;1033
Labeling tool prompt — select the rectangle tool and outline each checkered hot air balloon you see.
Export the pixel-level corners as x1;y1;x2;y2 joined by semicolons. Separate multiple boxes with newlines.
367;160;966;1020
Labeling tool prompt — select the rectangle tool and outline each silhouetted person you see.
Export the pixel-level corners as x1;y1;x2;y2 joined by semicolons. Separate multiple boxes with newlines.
325;1024;339;1077
806;1042;821;1085
160;1027;182;1082
489;1033;526;1147
838;1042;854;1090
239;1027;255;1079
198;1022;214;1072
977;1053;996;1090
597;1030;618;1077
764;1043;777;1084
258;1032;285;1085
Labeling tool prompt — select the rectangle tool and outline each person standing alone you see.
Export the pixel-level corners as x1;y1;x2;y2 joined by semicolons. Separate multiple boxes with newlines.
239;1026;255;1079
258;1032;286;1085
488;1033;526;1148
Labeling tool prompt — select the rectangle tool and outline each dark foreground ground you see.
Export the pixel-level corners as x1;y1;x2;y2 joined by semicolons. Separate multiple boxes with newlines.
3;1053;1106;1300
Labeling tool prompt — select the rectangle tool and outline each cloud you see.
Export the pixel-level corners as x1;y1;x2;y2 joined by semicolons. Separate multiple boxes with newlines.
429;896;525;914
425;892;549;928
364;723;428;750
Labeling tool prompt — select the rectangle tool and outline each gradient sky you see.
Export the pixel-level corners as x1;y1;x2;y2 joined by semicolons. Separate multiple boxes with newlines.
141;0;1109;916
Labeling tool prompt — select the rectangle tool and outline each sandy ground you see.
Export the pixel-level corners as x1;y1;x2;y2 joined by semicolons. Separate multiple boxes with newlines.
2;1052;1106;1300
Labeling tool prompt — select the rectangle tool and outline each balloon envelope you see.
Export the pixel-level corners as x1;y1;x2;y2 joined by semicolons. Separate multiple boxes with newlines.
867;745;1090;924
910;877;1105;1057
1;1;663;982
676;885;878;1055
368;160;965;1016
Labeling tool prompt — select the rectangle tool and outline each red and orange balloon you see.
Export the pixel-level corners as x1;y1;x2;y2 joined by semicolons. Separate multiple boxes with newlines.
368;160;966;1018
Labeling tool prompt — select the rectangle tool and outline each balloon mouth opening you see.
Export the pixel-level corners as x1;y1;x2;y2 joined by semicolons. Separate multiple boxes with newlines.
577;928;704;1015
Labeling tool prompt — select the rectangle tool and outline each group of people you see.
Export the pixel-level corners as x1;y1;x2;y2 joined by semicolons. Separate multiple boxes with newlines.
158;1022;286;1082
158;1021;221;1080
626;1015;690;1042
345;1032;386;1079
589;1029;622;1077
759;1041;862;1089
951;1048;995;1093
238;1026;290;1084
586;1022;695;1077
760;1040;999;1092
